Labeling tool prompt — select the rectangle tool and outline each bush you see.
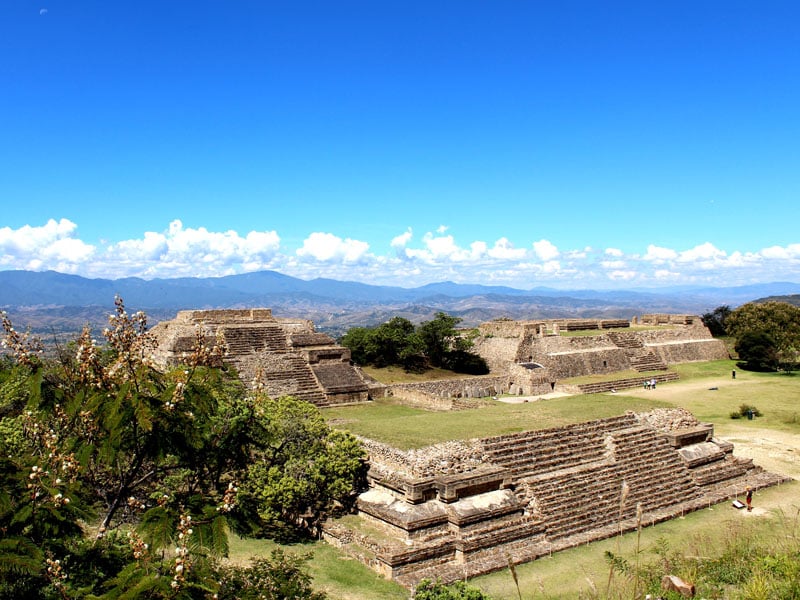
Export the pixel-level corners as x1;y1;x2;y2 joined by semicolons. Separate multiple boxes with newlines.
413;579;493;599
738;404;762;417
217;549;326;600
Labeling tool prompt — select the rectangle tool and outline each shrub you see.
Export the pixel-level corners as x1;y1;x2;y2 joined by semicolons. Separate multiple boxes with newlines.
738;404;762;417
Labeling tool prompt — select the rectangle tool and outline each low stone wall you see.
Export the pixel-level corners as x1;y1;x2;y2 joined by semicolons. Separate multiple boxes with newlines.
388;376;509;406
360;437;486;479
650;339;729;363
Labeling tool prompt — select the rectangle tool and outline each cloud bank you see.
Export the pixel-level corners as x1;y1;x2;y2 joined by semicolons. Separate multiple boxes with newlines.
1;219;798;289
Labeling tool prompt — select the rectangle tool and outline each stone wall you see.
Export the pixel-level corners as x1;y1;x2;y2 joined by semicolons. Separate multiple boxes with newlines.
387;370;554;409
389;376;505;399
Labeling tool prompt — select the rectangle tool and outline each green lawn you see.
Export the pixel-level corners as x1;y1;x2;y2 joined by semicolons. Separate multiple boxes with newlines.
324;394;669;449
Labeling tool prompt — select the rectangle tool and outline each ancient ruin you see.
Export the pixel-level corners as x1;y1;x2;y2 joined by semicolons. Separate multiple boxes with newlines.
150;309;786;588
150;309;374;406
324;409;789;587
469;315;729;396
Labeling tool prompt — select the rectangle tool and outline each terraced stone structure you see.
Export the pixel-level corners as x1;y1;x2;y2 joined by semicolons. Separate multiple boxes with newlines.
472;315;729;393
324;408;789;588
150;309;371;406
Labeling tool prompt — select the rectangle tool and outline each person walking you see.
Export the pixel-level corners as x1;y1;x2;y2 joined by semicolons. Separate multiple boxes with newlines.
745;487;753;512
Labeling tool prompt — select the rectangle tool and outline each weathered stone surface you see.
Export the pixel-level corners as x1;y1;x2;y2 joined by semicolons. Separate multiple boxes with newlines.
329;408;790;589
150;308;373;406
471;315;729;381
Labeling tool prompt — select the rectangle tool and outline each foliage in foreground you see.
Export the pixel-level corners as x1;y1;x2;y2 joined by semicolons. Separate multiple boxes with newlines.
603;508;800;600
0;299;361;598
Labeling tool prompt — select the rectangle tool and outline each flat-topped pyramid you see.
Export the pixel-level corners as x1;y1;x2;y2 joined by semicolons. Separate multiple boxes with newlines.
150;309;373;407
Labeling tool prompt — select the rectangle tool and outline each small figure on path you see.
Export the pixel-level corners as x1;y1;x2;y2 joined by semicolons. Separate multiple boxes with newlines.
732;369;736;379
746;487;753;512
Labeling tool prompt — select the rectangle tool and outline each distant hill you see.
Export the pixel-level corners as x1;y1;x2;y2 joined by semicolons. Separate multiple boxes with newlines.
755;294;800;307
2;269;799;340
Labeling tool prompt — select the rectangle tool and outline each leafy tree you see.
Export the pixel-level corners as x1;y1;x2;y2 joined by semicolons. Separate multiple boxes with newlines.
735;331;780;372
726;301;800;367
701;305;732;337
236;394;366;540
414;579;493;599
341;313;487;374
339;326;373;366
417;313;462;368
0;300;352;598
418;314;488;374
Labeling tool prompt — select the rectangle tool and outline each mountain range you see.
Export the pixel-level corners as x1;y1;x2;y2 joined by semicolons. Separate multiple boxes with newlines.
2;269;799;339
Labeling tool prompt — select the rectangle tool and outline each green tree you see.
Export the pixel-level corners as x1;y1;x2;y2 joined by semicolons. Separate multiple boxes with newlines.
701;305;732;337
339;326;373;365
341;313;487;374
236;394;366;540
726;301;800;367
372;317;418;368
417;312;464;368
735;331;780;372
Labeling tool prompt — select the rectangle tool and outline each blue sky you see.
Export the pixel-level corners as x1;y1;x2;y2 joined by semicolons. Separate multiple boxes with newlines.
1;1;798;289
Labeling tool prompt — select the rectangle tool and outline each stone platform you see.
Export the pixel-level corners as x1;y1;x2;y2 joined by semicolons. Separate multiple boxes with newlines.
323;408;790;588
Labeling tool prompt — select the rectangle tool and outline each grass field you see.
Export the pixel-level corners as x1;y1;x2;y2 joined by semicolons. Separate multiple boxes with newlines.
235;360;800;599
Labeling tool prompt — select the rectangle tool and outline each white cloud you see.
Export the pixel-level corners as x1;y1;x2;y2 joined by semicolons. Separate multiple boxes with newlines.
540;260;561;274
608;270;638;281
532;239;559;261
488;237;527;260
103;220;282;277
677;242;726;263
391;228;413;249
644;245;678;262
761;244;800;260
297;232;369;263
0;218;95;268
0;219;798;290
601;260;627;269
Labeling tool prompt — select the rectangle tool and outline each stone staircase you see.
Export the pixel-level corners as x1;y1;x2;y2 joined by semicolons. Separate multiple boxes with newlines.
224;334;327;404
310;363;369;406
516;424;702;542
629;351;669;372
221;324;290;353
607;331;668;372
575;372;679;394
